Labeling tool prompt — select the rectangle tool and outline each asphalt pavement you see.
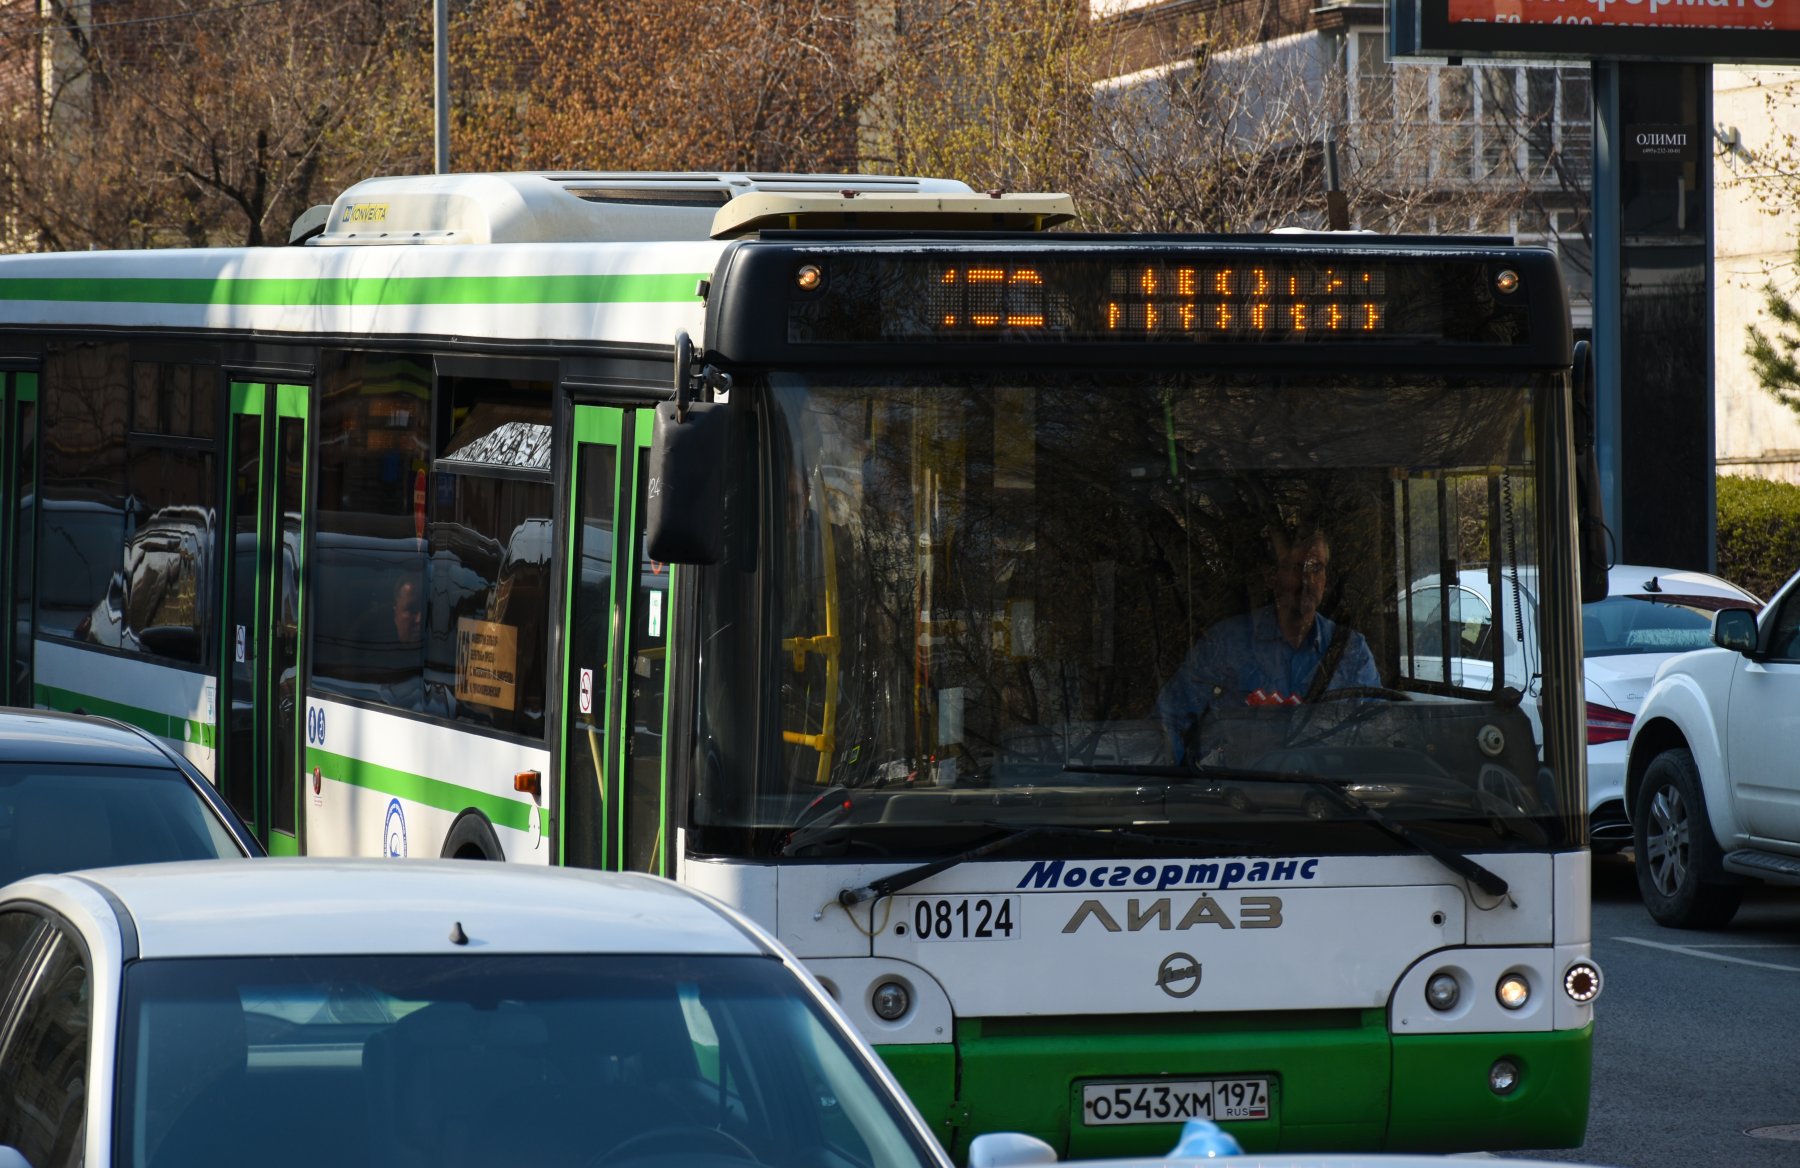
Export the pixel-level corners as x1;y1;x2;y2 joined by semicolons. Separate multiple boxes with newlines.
1515;851;1800;1168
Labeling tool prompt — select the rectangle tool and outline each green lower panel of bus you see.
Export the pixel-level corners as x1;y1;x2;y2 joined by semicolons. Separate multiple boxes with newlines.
1388;1024;1593;1151
874;1043;958;1148
876;1013;1592;1163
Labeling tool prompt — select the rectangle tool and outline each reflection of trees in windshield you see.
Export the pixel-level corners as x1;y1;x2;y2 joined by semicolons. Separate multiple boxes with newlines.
747;372;1545;838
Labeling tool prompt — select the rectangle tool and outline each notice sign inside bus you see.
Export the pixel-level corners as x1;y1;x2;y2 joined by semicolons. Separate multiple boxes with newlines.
455;618;518;710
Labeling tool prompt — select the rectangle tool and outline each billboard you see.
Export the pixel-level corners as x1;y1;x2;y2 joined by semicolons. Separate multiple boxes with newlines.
1391;0;1800;62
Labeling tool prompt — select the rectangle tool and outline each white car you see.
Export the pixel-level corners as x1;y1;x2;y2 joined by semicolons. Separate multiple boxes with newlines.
1625;565;1800;929
1403;564;1758;850
1577;565;1759;848
0;859;956;1168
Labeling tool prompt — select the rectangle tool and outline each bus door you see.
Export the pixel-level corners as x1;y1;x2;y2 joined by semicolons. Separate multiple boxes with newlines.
558;404;672;874
0;371;35;707
221;382;311;854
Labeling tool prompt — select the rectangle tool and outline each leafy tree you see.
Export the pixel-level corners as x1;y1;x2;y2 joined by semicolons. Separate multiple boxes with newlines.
450;0;864;174
1746;275;1800;418
0;0;432;251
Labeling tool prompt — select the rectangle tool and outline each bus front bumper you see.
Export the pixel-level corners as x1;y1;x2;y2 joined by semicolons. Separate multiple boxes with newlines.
876;1014;1592;1162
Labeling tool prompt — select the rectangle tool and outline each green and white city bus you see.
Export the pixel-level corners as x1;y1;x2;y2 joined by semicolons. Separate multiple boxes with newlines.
0;172;1606;1159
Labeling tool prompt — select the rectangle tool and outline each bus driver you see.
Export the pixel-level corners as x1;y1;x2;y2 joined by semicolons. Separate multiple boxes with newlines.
1156;524;1380;763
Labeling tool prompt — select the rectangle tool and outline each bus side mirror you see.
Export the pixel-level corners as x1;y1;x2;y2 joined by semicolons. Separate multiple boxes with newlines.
1571;339;1610;604
645;334;727;565
1713;608;1759;656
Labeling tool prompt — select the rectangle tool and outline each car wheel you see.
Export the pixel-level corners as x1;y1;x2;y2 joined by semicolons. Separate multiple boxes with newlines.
1632;748;1741;929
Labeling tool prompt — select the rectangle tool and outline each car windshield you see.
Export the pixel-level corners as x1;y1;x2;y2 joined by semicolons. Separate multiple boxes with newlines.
0;764;242;886
117;953;938;1168
694;368;1575;860
1582;593;1756;657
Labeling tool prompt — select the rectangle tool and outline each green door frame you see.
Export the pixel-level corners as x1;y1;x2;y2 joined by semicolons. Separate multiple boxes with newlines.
557;405;672;873
1;372;37;708
0;376;37;701
223;381;310;853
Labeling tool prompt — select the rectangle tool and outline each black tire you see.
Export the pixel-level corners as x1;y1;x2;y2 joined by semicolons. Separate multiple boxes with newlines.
440;809;504;861
1632;748;1741;929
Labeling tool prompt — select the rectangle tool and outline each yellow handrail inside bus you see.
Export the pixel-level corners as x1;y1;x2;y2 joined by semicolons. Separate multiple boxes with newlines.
780;472;842;785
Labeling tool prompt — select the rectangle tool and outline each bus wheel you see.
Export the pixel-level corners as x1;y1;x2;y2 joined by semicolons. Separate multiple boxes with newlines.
441;810;504;861
1632;748;1739;929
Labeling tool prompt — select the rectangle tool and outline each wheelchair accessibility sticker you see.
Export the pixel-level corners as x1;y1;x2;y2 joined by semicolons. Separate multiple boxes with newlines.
385;798;408;858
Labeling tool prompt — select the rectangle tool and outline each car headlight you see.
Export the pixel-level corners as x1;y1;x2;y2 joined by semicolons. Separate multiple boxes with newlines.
1426;971;1461;1011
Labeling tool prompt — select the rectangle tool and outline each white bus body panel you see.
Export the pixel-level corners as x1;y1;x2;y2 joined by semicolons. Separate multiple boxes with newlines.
301;697;550;863
0;243;725;346
683;851;1588;1045
33;640;217;779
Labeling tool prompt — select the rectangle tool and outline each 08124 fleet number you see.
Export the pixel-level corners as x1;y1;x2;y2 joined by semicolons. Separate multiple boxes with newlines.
1081;1078;1271;1125
894;896;1019;941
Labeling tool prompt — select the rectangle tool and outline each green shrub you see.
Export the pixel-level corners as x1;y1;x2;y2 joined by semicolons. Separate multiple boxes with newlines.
1716;474;1800;601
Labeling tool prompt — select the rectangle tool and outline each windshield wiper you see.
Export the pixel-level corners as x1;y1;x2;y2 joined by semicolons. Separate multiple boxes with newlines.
836;823;1247;907
1064;763;1510;898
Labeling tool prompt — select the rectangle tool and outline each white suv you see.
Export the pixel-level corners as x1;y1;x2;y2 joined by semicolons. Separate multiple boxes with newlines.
1624;568;1800;928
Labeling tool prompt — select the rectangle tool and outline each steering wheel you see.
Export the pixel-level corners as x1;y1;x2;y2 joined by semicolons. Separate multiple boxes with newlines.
591;1125;758;1166
1313;686;1413;702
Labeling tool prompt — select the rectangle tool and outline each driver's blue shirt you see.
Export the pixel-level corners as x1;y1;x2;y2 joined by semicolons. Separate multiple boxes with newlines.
1156;606;1380;762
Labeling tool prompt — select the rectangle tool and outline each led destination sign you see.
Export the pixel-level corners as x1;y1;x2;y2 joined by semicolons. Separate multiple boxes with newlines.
929;264;1388;336
786;254;1533;346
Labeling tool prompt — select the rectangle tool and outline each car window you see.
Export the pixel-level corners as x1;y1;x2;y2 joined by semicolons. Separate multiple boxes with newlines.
0;912;47;1015
1405;585;1493;662
118;953;938;1168
1765;591;1800;661
1581;594;1755;658
0;764;244;887
0;925;91;1168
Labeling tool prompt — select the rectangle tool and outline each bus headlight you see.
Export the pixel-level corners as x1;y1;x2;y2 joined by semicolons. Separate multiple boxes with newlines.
1495;972;1531;1010
1563;961;1601;1003
1489;1058;1521;1095
1425;971;1460;1011
872;980;911;1021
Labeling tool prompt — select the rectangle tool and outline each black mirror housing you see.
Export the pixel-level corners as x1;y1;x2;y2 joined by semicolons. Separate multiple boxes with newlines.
1712;607;1759;656
1571;341;1609;604
645;399;727;565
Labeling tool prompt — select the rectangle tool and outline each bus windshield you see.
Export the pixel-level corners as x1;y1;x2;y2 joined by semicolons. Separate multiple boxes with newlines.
693;369;1571;860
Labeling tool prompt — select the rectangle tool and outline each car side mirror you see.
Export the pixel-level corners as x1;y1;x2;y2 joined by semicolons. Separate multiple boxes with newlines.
1713;608;1759;656
967;1132;1059;1167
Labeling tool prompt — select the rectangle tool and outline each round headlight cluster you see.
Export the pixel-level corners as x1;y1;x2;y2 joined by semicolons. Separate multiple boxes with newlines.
1496;972;1531;1011
1563;961;1602;1003
1426;971;1461;1011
